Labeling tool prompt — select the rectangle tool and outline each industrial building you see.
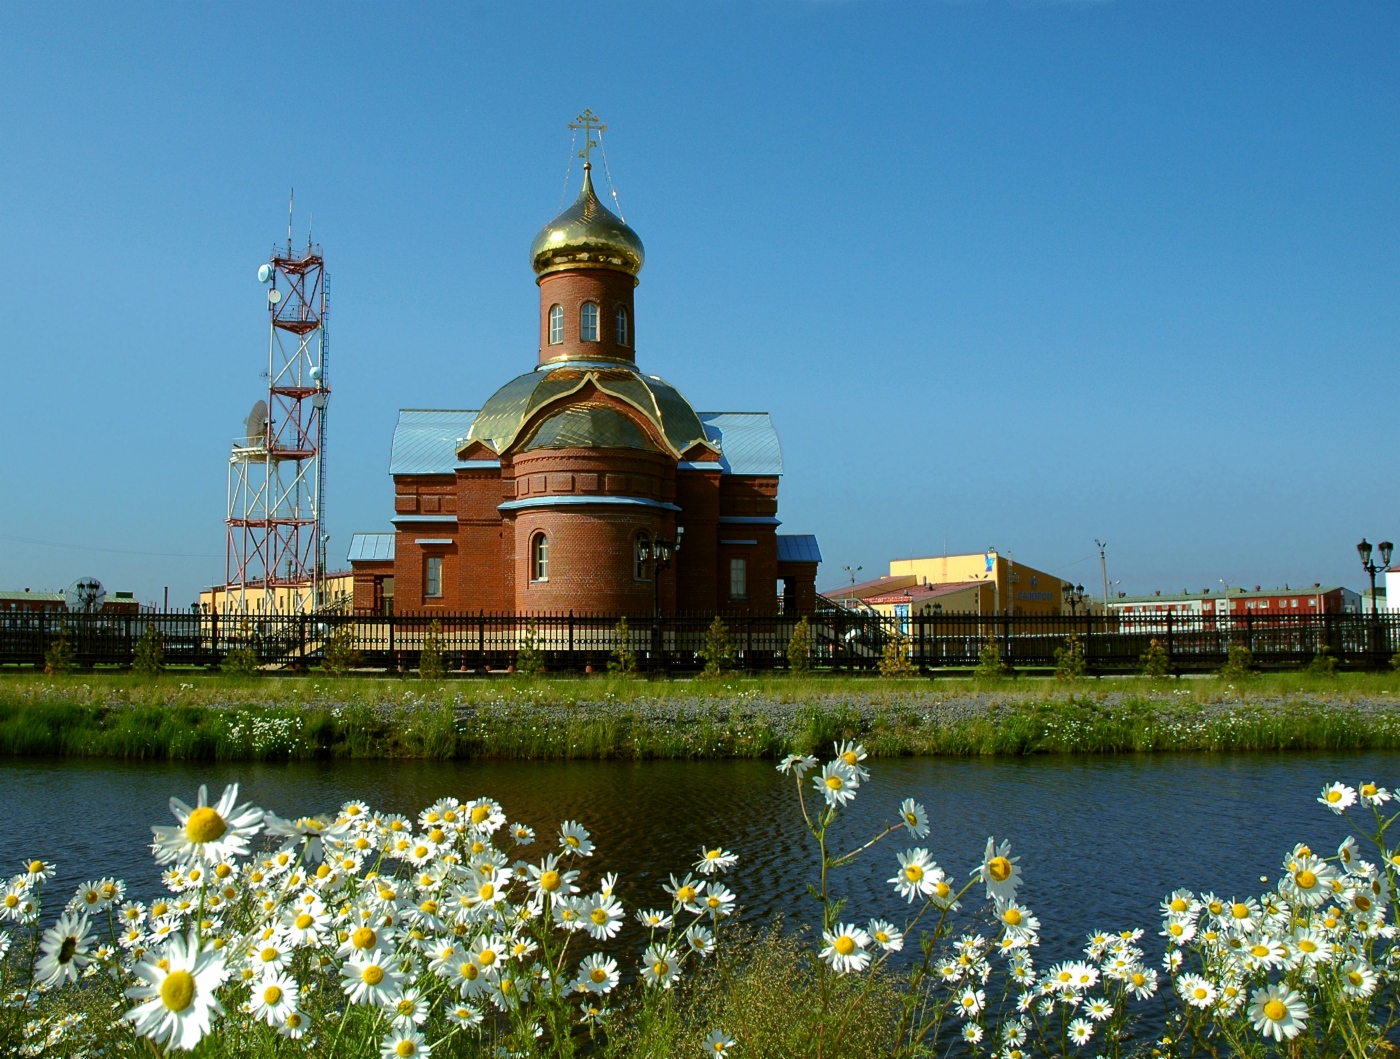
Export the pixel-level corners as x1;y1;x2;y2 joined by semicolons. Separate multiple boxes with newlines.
827;551;1065;617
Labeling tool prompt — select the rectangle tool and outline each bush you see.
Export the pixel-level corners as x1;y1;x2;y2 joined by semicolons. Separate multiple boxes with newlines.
608;616;638;675
220;646;261;677
43;625;75;675
878;632;915;678
974;638;1010;680
786;616;813;675
698;616;734;679
419;619;446;680
1052;633;1086;680
320;625;363;674
1219;643;1254;681
1139;637;1170;678
1306;643;1338;676
132;623;165;677
516;620;545;675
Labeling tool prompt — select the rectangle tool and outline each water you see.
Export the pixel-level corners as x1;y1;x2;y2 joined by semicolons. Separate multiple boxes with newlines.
1;753;1395;960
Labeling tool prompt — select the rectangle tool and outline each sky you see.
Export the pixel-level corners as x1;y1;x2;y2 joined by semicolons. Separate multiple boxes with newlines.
0;1;1396;608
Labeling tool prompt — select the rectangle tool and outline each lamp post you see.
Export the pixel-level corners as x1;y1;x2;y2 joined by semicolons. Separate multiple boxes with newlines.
1357;538;1393;661
1062;582;1087;616
1094;539;1109;608
640;527;683;670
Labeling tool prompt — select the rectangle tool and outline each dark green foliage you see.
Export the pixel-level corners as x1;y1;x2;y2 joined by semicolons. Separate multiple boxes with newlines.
321;625;363;675
516;621;545;675
1307;644;1338;676
1220;644;1254;681
786;616;813;675
132;624;165;677
975;638;1010;680
43;625;75;675
419;620;447;680
607;617;638;675
1053;633;1086;681
220;647;261;677
698;617;733;679
878;633;915;678
1140;638;1170;678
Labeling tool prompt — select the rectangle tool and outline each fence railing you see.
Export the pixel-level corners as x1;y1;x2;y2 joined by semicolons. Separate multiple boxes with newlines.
2;609;1397;674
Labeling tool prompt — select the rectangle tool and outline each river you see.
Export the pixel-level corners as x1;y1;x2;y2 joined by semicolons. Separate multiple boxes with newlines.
2;752;1395;961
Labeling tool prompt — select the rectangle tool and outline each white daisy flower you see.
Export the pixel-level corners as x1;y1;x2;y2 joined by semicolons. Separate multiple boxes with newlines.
124;931;229;1051
702;884;737;920
636;908;674;930
898;798;929;838
1085;997;1114;1021
685;923;716;957
35;911;92;987
527;855;579;907
389;989;430;1028
448;1002;483;1027
1177;973;1216;1009
956;986;986;1018
151;784;264;867
249;973;298;1026
814;762;860;807
1318;782;1357;814
819;922;871;974
702;1029;736;1056
997;900;1040;946
868;919;904;952
574;953;620;994
695;846;738;875
777;753;818;777
962;1023;984;1043
1249;984;1308;1042
583;893;625;940
666;873;707;913
889;848;941;903
976;838;1022;904
832;740;870;779
379;1027;430;1058
640;943;681;989
1359;781;1391;806
509;823;535;845
1341;958;1378;998
1068;1017;1094;1046
1282;853;1335;907
341;950;404;1006
559;821;594;858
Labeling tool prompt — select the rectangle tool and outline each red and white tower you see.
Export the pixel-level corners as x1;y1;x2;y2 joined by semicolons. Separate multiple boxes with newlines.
224;213;329;614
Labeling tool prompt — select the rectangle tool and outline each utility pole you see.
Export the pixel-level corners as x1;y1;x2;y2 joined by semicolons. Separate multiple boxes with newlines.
1095;540;1109;607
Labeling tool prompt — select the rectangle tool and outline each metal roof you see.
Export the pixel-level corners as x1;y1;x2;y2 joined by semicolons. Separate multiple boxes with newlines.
0;590;64;602
390;410;479;476
776;534;822;563
347;533;395;563
697;413;783;475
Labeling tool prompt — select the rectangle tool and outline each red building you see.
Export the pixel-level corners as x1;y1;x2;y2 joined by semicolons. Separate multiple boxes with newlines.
349;160;819;616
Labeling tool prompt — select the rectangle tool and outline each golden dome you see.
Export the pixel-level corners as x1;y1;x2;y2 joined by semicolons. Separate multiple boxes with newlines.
530;166;644;278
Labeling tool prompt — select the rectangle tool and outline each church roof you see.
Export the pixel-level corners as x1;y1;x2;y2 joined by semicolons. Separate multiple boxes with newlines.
776;534;822;563
390;406;781;477
530;166;644;278
347;533;395;563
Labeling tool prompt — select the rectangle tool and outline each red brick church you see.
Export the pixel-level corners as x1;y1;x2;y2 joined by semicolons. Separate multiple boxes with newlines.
348;134;820;617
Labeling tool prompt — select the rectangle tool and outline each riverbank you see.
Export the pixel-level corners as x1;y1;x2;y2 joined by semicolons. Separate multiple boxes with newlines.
4;671;1400;761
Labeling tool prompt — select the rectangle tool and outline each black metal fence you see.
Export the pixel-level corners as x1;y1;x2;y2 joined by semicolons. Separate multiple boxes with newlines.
2;609;1398;674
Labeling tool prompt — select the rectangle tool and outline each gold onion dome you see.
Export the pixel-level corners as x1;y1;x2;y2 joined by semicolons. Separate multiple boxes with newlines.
530;166;644;278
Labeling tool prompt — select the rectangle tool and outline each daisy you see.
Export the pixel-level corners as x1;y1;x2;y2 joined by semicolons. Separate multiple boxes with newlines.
1242;937;1288;971
249;973;298;1026
815;762;859;807
22;859;55;885
666;873;707;913
695;846;738;875
777;753;818;777
557;820;594;857
997;901;1040;946
469;935;506;979
448;951;487;997
962;1023;984;1044
151;784;264;866
379;1027;430;1059
684;923;716;957
898;798;929;838
1068;1017;1094;1047
977;838;1022;903
510;823;535;845
1085;997;1114;1021
465;798;505;833
820;922;872;974
956;986;986;1018
277;1010;308;1040
1223;897;1261;933
1160;889;1199;917
583;893;625;940
832;740;870;779
703;1029;737;1056
1359;781;1391;806
1318;782;1357;814
1;880;36;924
448;1002;483;1027
574;953;620;994
868;919;904;952
1341;958;1378;998
342;950;404;1006
124;931;229;1051
640;943;681;989
283;902;330;946
527;855;580;907
702;885;737;919
890;848;941;903
1282;853;1335;907
35;911;92;987
1177;973;1216;1009
390;989;430;1028
1249;984;1308;1042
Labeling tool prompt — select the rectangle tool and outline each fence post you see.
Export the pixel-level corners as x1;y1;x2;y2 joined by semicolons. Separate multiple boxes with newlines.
210;609;219;668
1246;612;1254;657
388;612;396;671
917;612;926;674
568;609;575;661
1166;611;1174;667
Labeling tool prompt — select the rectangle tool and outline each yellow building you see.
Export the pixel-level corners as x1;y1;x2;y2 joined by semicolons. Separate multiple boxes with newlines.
829;551;1065;617
199;572;354;615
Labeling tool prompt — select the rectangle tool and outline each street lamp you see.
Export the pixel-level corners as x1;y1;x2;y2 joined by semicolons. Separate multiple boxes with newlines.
1062;582;1087;616
639;527;684;668
1357;538;1393;615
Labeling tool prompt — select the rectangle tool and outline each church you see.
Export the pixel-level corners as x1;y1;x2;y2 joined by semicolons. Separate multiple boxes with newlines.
348;123;820;617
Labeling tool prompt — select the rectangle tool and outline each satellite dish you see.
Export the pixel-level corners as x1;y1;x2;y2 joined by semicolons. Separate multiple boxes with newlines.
65;577;106;613
244;399;269;446
309;364;322;382
257;263;273;284
268;288;283;305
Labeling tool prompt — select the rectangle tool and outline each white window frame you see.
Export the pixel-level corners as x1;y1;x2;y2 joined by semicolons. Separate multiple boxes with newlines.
532;533;549;582
424;556;443;599
580;301;599;343
548;304;564;345
615;305;629;346
729;557;747;600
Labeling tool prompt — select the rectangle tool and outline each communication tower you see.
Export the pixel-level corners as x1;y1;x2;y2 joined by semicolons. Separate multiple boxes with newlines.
224;204;330;613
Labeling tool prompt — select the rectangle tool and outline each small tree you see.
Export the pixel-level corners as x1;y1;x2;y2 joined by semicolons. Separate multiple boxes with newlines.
698;616;734;679
1053;633;1086;681
1140;637;1171;678
607;617;638;676
44;624;76;675
786;616;813;675
516;620;545;676
879;633;915;678
221;646;261;678
321;624;363;675
974;638;1010;680
419;619;446;680
1306;643;1338;676
132;623;165;677
1219;644;1254;681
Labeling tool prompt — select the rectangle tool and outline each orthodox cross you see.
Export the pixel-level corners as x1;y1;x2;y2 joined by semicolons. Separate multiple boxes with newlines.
569;109;606;166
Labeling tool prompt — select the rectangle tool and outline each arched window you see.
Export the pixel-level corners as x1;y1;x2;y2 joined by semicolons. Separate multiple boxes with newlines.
531;533;549;581
580;301;599;343
615;306;629;346
548;304;564;345
634;534;651;581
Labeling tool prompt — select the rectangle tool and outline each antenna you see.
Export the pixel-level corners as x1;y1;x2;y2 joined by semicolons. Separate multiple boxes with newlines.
287;188;294;256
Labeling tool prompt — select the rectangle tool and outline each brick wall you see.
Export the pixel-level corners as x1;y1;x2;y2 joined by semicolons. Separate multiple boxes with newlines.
537;269;637;365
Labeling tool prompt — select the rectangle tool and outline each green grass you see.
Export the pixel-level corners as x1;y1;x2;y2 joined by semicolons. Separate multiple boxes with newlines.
2;670;1399;762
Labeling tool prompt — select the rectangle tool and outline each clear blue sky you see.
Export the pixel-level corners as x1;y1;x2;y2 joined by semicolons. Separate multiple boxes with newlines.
1;2;1396;607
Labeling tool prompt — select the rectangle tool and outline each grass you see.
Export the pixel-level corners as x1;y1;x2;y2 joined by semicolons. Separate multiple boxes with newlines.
2;669;1400;762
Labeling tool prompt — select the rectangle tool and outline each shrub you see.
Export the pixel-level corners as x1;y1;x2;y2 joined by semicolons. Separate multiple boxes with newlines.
516;620;545;675
220;646;260;677
320;624;363;674
132;623;165;677
418;619;446;680
786;616;813;675
1139;637;1170;678
1306;643;1338;676
1052;632;1086;681
1219;643;1254;681
43;625;75;675
698;616;734;679
608;616;638;675
878;632;915;678
974;637;1010;680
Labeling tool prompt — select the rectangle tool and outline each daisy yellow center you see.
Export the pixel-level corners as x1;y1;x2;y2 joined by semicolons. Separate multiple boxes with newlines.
471;841;485;854
479;948;497;966
479;884;494;900
1363;784;1378;796
591;967;608;982
263;985;282;1004
1169;923;1184;936
1170;898;1187;912
160;970;196;1011
935;881;950;897
1004;908;1022;926
1231;903;1249;919
988;856;1012;882
1357;895;1373;910
706;849;721;860
1349;971;1364;985
677;886;696;902
429;829;446;844
591;908;609;924
875;931;889;943
1132;972;1146;986
1193;987;1207;999
1295;870;1317;889
834;935;856;956
352;927;377;950
185;807;227;844
1300;939;1317;952
286;1012;303;1028
460;963;478;979
1263;999;1287;1021
413;846;429;859
421;901;438;915
397;999;414;1015
396;1042;416;1058
1250;944;1269;958
905;812;918;825
1327;790;1343;803
566;835;580;848
362;965;385;985
295;914;314;929
3;896;15;908
471;806;491;824
707;895;720;908
28;861;44;873
842;751;858;765
540;871;561;892
904;864;924;882
825;775;844;791
653;960;669;976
